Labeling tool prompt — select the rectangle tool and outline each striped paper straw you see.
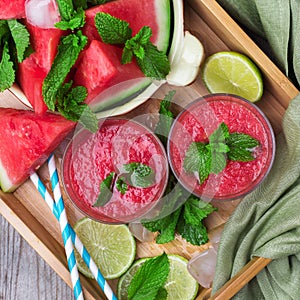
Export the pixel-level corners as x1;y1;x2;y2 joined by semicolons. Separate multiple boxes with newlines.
30;171;117;300
47;154;83;300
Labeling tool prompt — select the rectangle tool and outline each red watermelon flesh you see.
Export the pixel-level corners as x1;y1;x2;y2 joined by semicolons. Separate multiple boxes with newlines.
17;56;49;115
25;21;64;71
0;108;76;192
0;0;26;19
74;40;118;102
74;40;145;103
83;0;161;46
17;23;64;114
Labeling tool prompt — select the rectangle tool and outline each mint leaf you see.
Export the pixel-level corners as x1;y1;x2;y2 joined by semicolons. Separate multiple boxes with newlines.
155;90;175;145
209;122;230;144
95;13;170;80
143;206;182;244
116;176;128;194
183;197;217;226
56;0;74;21
93;172;115;207
226;132;260;161
177;216;209;246
183;142;212;184
7;19;30;63
123;26;152;62
42;30;87;111
136;42;170;79
122;162;155;188
55;7;85;30
0;41;15;92
95;12;132;44
209;150;227;174
127;253;169;300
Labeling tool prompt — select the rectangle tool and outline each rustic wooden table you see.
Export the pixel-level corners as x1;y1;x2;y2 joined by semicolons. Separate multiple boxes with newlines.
0;215;73;299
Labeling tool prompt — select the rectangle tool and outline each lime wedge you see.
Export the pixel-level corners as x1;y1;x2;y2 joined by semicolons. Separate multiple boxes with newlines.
117;254;199;300
202;51;263;102
73;217;136;279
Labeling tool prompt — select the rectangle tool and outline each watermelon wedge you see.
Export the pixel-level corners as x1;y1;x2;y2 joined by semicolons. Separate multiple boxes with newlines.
0;108;75;192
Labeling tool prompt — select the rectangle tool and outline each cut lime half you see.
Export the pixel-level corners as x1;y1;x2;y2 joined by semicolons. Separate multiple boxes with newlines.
117;254;199;300
73;217;136;280
202;51;263;102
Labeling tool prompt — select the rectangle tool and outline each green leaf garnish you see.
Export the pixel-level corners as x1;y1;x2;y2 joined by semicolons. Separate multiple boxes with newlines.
55;7;86;30
226;132;260;161
95;12;132;44
42;30;87;110
0;41;15;92
183;142;212;184
95;12;170;80
127;252;170;300
7;19;30;63
183;122;260;184
116;176;128;194
56;82;98;133
93;172;115;207
0;19;31;92
123;162;155;188
155;90;175;145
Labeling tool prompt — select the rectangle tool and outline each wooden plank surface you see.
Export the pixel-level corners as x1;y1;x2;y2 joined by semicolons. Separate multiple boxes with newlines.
0;215;73;300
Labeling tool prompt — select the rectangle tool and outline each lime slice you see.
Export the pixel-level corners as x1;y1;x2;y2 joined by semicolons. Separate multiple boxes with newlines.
202;51;263;102
117;254;199;300
73;217;136;280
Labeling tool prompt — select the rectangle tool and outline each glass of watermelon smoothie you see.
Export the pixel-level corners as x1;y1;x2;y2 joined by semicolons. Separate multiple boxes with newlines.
62;118;169;224
167;93;275;201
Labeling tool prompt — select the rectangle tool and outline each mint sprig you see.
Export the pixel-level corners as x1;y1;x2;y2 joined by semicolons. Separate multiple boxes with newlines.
93;172;115;207
93;162;155;207
0;19;31;92
95;12;170;80
183;122;260;184
56;81;98;132
127;252;169;300
122;162;155;188
154;90;176;145
94;12;132;44
143;194;216;246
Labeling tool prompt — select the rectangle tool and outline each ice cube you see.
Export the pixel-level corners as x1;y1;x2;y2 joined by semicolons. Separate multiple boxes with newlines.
25;0;60;29
128;222;156;242
187;246;218;288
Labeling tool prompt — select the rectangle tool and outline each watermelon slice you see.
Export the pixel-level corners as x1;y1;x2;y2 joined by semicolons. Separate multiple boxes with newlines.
0;108;75;192
17;56;49;115
25;22;64;71
0;0;26;19
17;23;64;115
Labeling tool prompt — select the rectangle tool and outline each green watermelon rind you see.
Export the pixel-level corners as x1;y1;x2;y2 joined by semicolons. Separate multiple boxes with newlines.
0;160;15;193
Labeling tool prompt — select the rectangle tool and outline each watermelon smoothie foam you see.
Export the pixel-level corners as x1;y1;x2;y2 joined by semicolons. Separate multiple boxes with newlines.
62;118;169;224
167;93;276;201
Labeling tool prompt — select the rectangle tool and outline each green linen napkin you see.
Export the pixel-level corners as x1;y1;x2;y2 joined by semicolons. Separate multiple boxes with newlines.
211;1;300;299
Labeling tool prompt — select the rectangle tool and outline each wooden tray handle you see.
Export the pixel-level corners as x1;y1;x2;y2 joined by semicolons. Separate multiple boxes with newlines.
196;256;272;300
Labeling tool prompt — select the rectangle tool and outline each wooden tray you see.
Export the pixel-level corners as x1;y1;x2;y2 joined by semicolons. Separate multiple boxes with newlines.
1;0;299;299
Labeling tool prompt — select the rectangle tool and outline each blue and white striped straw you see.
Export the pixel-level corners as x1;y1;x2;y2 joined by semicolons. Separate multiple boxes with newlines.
47;154;83;300
30;168;117;300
